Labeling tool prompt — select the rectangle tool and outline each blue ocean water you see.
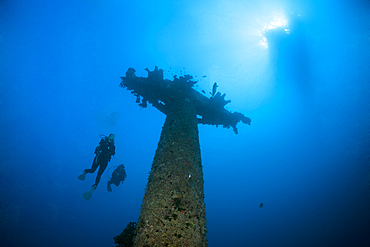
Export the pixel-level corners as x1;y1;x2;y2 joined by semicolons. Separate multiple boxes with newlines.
1;0;369;246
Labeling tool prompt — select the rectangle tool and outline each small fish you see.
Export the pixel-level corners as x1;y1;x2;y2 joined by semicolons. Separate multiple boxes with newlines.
189;174;194;189
202;75;207;78
211;82;218;98
260;202;264;208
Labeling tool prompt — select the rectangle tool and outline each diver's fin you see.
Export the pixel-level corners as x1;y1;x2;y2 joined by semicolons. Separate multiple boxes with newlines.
78;171;87;181
107;181;112;192
83;191;92;200
83;185;96;200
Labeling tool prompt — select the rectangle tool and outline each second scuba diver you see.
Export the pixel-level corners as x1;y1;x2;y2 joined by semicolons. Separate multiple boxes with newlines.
107;164;127;192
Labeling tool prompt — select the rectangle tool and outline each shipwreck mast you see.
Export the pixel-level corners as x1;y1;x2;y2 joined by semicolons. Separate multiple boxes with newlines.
120;67;251;246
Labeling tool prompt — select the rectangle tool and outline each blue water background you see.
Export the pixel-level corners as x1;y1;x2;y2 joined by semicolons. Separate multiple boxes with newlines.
1;0;369;246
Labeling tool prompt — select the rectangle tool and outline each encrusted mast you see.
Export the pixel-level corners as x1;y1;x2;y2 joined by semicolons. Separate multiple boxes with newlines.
120;66;251;246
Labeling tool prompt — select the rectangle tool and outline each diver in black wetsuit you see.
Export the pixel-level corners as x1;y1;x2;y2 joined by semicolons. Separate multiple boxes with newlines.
78;134;115;199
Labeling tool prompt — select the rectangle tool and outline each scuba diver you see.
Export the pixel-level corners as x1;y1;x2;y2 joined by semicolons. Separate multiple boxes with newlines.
78;133;116;200
107;164;127;192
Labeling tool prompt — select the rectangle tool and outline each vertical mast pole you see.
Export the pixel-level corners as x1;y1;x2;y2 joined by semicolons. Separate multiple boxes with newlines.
134;98;207;246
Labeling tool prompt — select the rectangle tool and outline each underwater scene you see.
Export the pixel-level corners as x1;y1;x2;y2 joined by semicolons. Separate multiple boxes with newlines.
1;0;369;246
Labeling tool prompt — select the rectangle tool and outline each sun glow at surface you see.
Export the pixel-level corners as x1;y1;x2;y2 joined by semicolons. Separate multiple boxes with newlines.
158;1;295;111
260;15;289;47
